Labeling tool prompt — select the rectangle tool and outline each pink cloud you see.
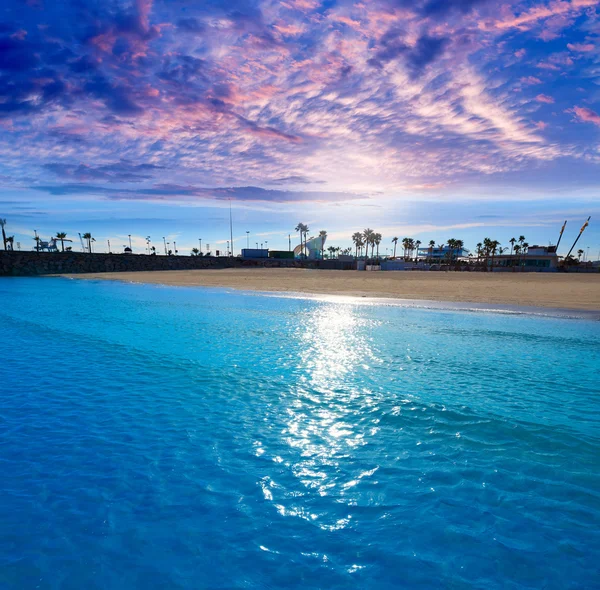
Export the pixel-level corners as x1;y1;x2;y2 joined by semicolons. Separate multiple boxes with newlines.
567;42;595;52
535;121;548;130
573;106;600;126
536;94;555;103
521;76;542;84
514;49;526;58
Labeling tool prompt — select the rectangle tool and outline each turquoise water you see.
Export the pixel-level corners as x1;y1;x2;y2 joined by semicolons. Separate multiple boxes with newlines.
1;277;599;589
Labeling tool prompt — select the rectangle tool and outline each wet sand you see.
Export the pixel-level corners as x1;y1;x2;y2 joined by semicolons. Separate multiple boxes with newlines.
63;268;600;311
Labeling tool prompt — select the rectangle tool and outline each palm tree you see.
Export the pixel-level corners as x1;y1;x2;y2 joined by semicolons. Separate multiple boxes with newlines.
327;245;336;259
191;248;199;256
577;249;584;261
401;238;410;260
363;228;374;261
415;240;422;262
374;233;382;260
352;232;363;259
392;236;398;258
476;242;483;262
428;239;435;262
0;219;7;251
82;232;95;253
295;223;309;257
318;230;327;260
55;232;71;252
509;237;516;265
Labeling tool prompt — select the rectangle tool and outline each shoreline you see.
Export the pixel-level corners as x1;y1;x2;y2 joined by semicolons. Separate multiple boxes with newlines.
58;268;600;314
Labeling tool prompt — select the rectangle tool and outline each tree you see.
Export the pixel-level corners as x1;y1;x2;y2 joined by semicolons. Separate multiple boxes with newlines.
476;242;483;261
0;219;7;251
191;248;199;256
415;240;421;262
352;232;363;259
454;239;464;269
374;233;382;259
295;222;308;257
577;249;584;261
319;230;327;260
428;239;435;262
327;245;336;259
363;228;374;260
401;237;410;260
82;232;95;253
55;232;71;252
509;237;516;265
392;236;398;258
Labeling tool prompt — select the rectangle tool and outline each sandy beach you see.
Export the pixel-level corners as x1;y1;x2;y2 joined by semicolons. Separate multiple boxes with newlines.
63;269;600;311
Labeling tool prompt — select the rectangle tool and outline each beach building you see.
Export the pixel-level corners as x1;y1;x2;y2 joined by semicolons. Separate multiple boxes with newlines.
493;245;559;271
293;234;327;259
417;245;469;260
241;248;269;259
268;250;294;260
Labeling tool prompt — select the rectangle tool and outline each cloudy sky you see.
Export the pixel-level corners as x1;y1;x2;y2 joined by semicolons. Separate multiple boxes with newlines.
1;0;599;256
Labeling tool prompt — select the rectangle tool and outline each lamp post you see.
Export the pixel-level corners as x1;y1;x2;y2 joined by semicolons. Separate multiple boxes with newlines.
246;231;250;249
108;239;111;253
163;237;167;255
34;229;39;252
173;241;177;254
199;238;202;252
128;234;132;251
288;234;291;251
227;240;230;256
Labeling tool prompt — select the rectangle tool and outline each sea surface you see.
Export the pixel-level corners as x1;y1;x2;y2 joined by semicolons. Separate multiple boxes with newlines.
1;277;599;590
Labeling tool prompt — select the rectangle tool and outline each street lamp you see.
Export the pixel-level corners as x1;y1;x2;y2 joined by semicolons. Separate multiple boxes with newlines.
128;234;132;251
246;231;250;249
163;237;167;255
199;238;202;252
173;241;177;254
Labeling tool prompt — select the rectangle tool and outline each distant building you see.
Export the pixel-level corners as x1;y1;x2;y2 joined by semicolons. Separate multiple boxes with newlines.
241;248;269;259
268;250;294;259
416;246;469;260
493;245;559;271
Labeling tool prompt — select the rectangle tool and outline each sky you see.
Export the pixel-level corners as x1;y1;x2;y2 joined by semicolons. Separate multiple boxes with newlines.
0;0;599;258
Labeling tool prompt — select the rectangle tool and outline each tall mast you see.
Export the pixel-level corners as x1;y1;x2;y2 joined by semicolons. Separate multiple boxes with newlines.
229;199;234;256
555;220;567;250
564;217;591;263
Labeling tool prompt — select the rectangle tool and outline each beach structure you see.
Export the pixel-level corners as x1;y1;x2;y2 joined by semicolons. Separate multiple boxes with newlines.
242;248;269;259
493;245;559;271
293;234;327;259
268;250;294;259
417;245;468;260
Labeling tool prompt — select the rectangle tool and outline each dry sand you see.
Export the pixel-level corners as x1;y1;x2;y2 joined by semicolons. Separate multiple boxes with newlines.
64;268;600;311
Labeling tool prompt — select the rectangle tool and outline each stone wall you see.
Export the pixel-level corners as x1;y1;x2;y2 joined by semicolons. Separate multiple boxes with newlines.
0;251;329;276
